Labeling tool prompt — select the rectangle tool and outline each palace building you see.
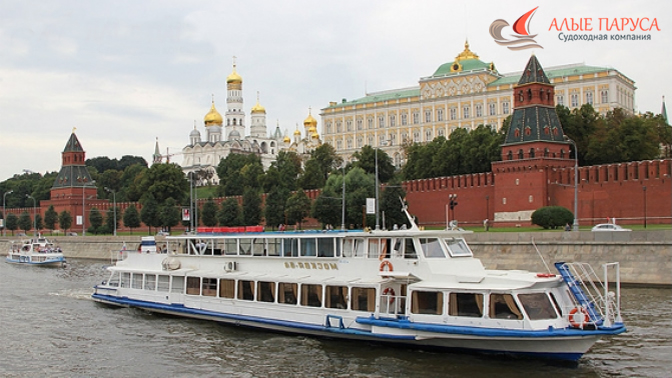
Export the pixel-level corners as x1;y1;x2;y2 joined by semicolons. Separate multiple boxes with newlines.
320;42;636;167
179;60;322;185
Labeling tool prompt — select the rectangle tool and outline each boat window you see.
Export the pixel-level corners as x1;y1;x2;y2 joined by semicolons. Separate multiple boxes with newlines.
404;239;418;259
301;284;323;307
351;287;376;312
202;278;217;297
318;238;335;257
391;238;403;257
107;272;120;287
239;239;252;255
266;238;281;256
411;291;444;315
157;275;169;292
489;293;523;320
283;238;299;257
368;239;381;258
325;285;348;309
549;292;563;316
252;238;266;256
222;239;237;255
145;274;156;291
257;281;276;303
420;238;445;258
186;277;200;295
219;279;235;298
132;273;143;289
444;238;473;257
301;238;317;257
448;293;483;317
278;282;298;305
170;276;184;293
238;280;255;301
518;293;558;320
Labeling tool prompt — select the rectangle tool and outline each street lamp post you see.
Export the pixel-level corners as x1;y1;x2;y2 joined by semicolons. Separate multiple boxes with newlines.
105;187;117;236
564;136;579;231
26;194;36;236
3;190;13;237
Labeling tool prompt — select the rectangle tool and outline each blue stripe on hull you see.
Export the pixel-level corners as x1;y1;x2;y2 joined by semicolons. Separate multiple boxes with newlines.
91;293;601;361
6;257;66;265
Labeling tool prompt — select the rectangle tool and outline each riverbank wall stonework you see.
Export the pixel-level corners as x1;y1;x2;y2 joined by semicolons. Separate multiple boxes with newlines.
1;231;670;285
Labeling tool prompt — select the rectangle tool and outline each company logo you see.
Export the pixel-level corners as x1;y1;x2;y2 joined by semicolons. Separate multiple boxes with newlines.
490;7;543;50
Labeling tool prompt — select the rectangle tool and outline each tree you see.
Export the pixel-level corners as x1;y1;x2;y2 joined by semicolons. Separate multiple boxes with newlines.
6;213;18;235
380;178;409;229
44;205;58;233
35;213;44;232
217;154;263;196
105;206;121;235
312;184;341;228
140;196;161;234
300;143;342;190
218;198;242;226
531;206;574;230
201;198;219;227
160;198;181;232
59;211;72;233
136;163;188;204
285;190;311;228
89;207;104;234
123;205;141;234
351;145;395;183
242;188;262;226
264;186;290;229
18;211;32;233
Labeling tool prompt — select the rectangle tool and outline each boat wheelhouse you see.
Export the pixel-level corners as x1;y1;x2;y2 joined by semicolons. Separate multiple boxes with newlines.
92;209;625;361
6;236;66;266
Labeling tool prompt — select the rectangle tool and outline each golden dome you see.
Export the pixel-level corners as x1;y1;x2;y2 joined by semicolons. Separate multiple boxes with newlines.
283;135;291;143
227;58;242;84
455;40;479;62
303;108;318;128
311;132;319;139
251;92;266;114
293;128;302;136
204;101;223;126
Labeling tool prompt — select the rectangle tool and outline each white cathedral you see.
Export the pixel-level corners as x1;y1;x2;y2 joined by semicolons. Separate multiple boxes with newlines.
163;60;322;185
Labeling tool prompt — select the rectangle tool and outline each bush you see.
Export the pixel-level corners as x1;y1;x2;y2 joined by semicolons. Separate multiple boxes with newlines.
531;206;574;230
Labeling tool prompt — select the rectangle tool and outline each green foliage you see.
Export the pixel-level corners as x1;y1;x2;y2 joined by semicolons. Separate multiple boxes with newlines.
159;198;181;231
201;198;219;227
380;178;408;229
312;181;341;228
218;198;242;226
140;196;161;233
35;213;44;231
351;145;395;183
264;187;289;229
531;206;574;230
6;213;19;234
285;190;311;228
343;167;375;228
86;155;147;173
18;211;32;232
217;154;263;196
44;205;58;231
88;208;104;234
242;188;262;226
123;205;141;233
105;207;120;234
300;144;342;190
136;163;189;204
58;211;72;232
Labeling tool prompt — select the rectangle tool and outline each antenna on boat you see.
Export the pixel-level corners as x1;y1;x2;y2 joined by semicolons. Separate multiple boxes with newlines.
399;197;420;231
532;237;552;273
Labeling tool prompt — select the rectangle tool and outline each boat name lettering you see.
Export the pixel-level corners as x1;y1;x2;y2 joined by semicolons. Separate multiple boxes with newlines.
284;261;338;270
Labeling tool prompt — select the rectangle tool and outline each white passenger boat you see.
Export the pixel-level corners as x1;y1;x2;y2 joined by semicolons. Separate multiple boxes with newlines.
92;206;625;361
6;236;66;266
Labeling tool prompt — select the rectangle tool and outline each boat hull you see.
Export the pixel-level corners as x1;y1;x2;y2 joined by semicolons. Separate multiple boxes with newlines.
91;292;622;361
5;255;66;266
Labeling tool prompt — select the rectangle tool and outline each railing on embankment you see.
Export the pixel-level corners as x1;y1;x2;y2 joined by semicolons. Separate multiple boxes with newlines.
1;231;670;286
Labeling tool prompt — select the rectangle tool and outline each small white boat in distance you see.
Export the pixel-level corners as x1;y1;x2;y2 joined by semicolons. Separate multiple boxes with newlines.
6;236;66;266
93;205;625;362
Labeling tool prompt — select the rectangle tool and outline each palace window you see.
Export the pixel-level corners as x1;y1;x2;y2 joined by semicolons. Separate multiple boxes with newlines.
450;107;457;120
502;101;510;114
425;110;432;123
336;121;342;133
401;113;408;125
357;136;363;148
357;118;363;130
390;115;396;127
337;140;342;150
390;133;396;145
379;135;386;146
425;129;432;141
475;104;483;118
463;105;470;119
326;122;332;134
571;93;579;107
586;91;594;105
489;103;496;116
347;138;353;149
438;128;444;137
556;95;564;106
346;120;352;131
368;117;374;129
437;109;444;122
368;136;374;145
413;131;420;143
601;90;608;104
413;111;420;124
401;132;408;143
378;115;385;128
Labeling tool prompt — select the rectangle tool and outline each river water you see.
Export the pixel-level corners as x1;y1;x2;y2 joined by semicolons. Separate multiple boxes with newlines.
0;259;670;378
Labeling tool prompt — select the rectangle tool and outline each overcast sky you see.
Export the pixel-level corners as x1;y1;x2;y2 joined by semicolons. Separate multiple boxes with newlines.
0;0;669;182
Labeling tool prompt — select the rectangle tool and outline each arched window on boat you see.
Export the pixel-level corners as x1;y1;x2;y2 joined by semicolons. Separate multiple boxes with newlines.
448;293;483;317
238;280;255;301
257;281;276;303
351;287;376;312
411;291;444;315
301;284;322;307
489;293;523;320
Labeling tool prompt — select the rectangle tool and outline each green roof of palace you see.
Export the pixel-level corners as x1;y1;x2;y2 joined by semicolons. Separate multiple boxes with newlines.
327;88;420;108
491;64;612;86
431;58;492;77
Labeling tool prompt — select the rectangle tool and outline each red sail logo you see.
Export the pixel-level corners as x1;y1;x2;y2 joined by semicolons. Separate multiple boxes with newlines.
490;7;543;50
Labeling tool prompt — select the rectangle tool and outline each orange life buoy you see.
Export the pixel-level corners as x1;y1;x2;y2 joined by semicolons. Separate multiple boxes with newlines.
569;307;589;328
382;287;396;305
379;260;393;273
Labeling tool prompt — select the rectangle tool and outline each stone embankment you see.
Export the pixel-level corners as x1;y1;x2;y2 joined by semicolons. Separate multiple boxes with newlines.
1;230;670;285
